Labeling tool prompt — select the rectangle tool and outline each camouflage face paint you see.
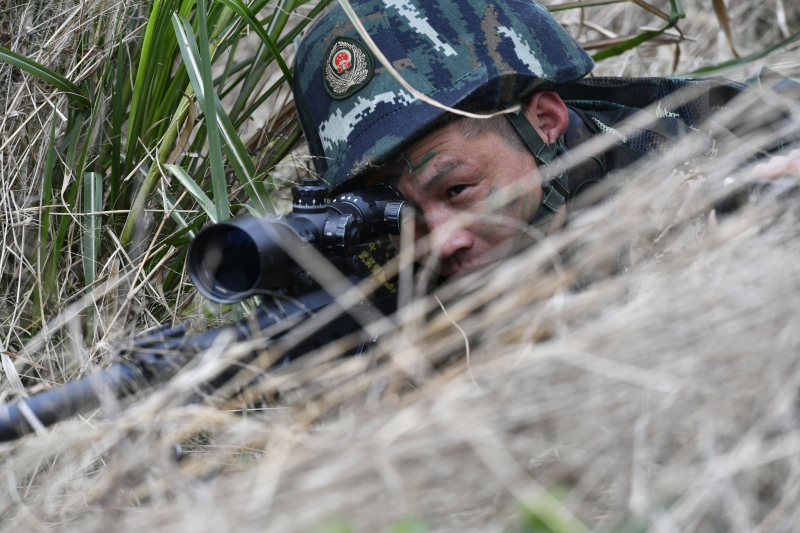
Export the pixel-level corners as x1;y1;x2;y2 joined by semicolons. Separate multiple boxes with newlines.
411;151;437;173
520;191;537;222
477;184;527;240
477;186;502;240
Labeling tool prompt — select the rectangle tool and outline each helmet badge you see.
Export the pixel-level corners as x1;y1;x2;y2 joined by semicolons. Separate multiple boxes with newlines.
323;37;374;100
333;50;352;73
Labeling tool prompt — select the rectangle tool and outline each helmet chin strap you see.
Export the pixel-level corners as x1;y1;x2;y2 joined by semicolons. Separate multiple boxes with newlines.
504;104;571;235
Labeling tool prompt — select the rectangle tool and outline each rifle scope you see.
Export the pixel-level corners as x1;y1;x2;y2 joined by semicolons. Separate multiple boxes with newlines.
188;179;408;304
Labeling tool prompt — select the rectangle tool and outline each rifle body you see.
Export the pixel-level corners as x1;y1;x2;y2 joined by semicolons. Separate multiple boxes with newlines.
0;180;406;442
0;278;397;442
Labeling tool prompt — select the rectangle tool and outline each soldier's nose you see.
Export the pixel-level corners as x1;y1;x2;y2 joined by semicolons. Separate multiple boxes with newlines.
434;227;474;261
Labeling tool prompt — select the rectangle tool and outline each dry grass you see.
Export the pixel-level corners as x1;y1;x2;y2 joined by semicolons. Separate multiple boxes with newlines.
1;0;800;531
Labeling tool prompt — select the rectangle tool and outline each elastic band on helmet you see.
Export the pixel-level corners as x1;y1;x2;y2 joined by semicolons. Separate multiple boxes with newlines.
503;103;557;166
503;104;572;235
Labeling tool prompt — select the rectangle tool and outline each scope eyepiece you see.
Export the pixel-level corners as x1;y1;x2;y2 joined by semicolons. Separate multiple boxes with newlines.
188;180;408;304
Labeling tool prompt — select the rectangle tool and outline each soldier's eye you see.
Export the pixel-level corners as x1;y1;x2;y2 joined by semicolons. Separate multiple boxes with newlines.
447;184;468;199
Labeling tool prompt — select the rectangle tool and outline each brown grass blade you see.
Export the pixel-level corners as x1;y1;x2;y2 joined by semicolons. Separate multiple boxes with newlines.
712;0;740;58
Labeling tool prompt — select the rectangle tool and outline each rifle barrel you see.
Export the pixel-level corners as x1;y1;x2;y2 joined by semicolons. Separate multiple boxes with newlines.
0;363;142;442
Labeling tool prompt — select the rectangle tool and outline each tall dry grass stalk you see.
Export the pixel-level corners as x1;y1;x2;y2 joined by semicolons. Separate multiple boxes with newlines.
0;0;799;531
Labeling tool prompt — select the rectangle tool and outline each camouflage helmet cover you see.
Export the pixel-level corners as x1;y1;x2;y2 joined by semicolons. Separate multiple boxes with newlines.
292;0;594;193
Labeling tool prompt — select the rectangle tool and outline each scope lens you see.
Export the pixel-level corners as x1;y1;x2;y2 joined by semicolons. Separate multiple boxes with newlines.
197;227;260;297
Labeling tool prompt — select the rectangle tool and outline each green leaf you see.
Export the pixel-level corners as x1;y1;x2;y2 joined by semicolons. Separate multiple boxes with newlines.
518;493;587;533
110;38;124;213
40;110;57;263
214;0;293;85
165;163;218;223
234;74;285;128
125;0;165;174
228;0;296;122
43;115;85;301
390;518;429;533
685;28;800;76
82;172;102;289
235;203;263;217
259;122;302;175
231;0;333;127
0;45;89;107
172;15;274;216
591;29;666;62
155;184;198;239
35;109;58;317
198;0;229;223
591;0;685;62
249;179;273;215
172;12;229;222
546;0;624;12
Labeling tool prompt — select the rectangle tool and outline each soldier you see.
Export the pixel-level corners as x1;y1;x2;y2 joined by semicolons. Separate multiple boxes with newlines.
292;0;800;277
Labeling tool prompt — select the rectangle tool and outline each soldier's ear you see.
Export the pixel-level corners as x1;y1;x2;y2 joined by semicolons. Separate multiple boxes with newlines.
522;91;569;144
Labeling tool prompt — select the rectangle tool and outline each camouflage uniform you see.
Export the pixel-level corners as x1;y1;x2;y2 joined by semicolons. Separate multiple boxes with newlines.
292;0;799;246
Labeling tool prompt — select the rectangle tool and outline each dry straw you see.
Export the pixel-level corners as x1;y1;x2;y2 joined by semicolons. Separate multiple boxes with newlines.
0;0;799;532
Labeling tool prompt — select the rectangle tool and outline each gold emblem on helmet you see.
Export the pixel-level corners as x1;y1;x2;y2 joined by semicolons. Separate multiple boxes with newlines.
323;37;374;100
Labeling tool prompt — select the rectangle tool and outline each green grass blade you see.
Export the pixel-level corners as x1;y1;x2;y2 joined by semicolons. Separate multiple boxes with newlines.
546;0;624;12
82;172;102;289
110;39;124;213
125;0;165;174
228;0;295;122
591;29;667;61
590;0;684;62
40;110;56;264
43;115;85;301
234;74;285;128
45;82;102;301
143;4;186;146
231;0;332;127
119;94;194;247
0;45;89;108
35;109;58;318
670;0;686;21
165;163;218;223
214;0;293;85
213;55;253;86
211;0;322;91
219;69;251;99
212;96;275;215
186;5;229;223
218;33;241;92
235;203;263;217
258;121;302;175
685;28;800;76
155;184;197;239
173;15;274;216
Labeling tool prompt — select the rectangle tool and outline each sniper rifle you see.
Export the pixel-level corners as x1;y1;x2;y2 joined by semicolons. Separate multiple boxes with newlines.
0;179;408;442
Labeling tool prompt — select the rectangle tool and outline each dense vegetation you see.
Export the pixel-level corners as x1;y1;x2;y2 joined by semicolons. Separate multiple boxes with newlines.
0;0;798;531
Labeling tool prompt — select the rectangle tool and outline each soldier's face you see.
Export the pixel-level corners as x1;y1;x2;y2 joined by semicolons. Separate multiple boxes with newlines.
388;121;544;277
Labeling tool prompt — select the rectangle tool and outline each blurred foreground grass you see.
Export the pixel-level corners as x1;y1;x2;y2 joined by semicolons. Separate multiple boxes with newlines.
0;0;798;531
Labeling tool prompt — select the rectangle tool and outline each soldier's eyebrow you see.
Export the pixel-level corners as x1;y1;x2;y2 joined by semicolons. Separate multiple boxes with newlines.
421;160;465;194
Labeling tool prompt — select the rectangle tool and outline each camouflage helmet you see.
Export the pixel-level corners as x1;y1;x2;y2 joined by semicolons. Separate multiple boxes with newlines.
292;0;594;193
